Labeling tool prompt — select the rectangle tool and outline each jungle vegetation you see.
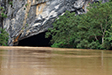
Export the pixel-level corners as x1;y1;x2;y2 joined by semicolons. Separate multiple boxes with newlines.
0;28;9;46
0;4;9;46
46;1;112;50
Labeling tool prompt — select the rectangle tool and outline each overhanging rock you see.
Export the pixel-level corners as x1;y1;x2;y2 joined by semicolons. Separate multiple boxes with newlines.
0;0;108;46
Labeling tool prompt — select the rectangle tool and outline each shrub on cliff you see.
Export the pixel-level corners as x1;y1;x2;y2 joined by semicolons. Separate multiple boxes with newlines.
0;6;7;18
0;28;9;46
46;1;112;50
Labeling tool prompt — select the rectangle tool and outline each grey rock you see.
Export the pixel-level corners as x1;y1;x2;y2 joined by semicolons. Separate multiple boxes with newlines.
0;0;109;45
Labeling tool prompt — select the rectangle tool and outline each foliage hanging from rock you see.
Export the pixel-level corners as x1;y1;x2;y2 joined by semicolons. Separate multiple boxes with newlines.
0;28;9;46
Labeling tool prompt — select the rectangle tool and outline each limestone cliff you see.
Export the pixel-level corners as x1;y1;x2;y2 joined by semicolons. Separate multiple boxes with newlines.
0;0;109;46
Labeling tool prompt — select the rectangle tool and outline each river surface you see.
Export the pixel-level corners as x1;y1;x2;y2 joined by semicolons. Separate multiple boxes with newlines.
0;47;112;75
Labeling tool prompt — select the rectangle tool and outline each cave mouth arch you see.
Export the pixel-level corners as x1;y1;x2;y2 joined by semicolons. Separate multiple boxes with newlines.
17;31;52;47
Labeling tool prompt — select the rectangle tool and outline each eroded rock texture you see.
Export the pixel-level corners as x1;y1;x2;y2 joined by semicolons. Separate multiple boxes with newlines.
0;0;109;46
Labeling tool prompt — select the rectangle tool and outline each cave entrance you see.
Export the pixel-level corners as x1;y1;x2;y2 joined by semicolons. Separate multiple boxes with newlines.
17;31;51;47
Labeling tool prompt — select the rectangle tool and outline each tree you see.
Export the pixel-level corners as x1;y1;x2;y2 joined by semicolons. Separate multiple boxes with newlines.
46;1;112;50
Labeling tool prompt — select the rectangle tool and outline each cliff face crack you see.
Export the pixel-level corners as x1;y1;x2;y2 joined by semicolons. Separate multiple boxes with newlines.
36;2;46;16
13;0;31;44
22;0;31;29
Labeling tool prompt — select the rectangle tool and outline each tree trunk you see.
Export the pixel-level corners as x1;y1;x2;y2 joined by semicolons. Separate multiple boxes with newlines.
102;36;104;45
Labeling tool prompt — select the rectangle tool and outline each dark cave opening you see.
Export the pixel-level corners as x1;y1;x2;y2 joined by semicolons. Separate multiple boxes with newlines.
17;31;52;47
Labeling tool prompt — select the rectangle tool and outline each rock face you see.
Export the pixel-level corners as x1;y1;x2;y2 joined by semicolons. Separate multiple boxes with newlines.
0;0;109;46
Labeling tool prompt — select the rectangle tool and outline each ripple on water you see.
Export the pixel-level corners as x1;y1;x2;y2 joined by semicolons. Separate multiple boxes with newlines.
0;47;112;75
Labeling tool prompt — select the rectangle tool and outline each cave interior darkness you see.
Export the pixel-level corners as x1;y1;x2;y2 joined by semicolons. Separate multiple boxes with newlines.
17;31;52;47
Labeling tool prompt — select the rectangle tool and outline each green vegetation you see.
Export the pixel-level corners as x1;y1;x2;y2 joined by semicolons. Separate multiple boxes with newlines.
0;6;7;18
0;4;9;46
46;1;112;50
9;1;13;6
0;28;9;46
25;4;29;7
24;8;26;10
26;24;29;27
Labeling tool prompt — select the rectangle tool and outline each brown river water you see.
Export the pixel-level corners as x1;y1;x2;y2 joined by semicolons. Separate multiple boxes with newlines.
0;46;112;75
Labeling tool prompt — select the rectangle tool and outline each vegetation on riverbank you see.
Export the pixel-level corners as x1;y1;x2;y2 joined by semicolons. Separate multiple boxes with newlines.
46;1;112;50
0;5;9;46
0;28;9;46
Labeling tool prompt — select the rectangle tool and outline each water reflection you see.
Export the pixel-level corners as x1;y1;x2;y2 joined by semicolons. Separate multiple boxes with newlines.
0;49;55;75
0;48;112;75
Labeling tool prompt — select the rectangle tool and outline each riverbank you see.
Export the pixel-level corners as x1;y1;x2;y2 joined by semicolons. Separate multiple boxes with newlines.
0;46;109;51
